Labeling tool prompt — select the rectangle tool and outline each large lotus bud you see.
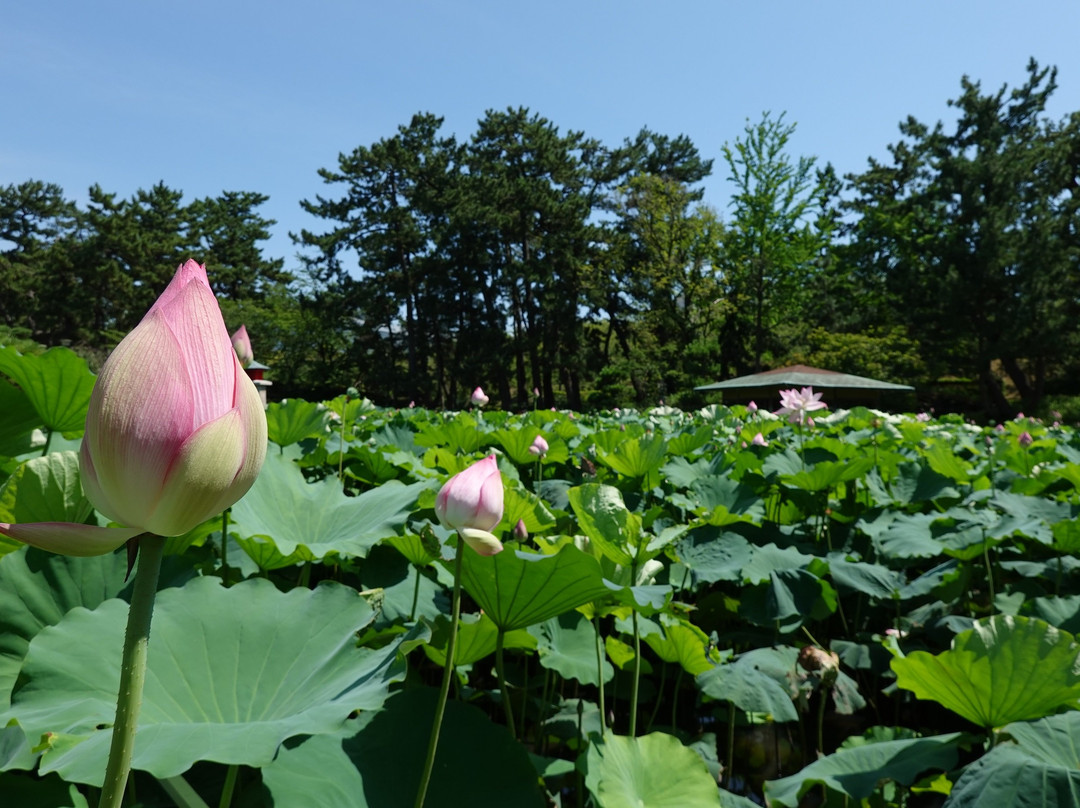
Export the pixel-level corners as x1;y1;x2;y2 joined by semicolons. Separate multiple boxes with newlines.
0;260;268;555
434;454;504;556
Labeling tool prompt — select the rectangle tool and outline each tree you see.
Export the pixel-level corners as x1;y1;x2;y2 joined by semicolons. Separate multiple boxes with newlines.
718;113;831;374
296;113;460;404
188;191;292;300
844;60;1080;416
605;173;721;404
0;181;81;342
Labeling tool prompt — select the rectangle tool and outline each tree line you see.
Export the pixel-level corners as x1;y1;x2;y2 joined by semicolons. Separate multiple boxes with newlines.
2;59;1077;418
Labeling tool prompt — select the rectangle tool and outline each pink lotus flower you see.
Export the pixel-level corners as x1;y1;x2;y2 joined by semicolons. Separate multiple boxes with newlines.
230;325;253;369
747;401;758;413
470;386;489;407
1018;431;1033;447
752;432;768;447
0;260;268;555
435;454;504;556
776;386;827;426
513;519;528;541
528;434;549;456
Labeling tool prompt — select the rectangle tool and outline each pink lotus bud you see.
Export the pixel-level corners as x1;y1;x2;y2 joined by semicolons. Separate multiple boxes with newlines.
230;325;253;369
528;434;549;455
0;261;268;555
747;401;758;413
1019;431;1033;447
470;386;489;407
513;519;528;541
435;455;504;555
752;432;768;447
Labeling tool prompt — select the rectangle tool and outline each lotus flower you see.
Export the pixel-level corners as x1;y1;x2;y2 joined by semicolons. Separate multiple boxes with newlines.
1018;431;1033;447
528;434;549;456
230;325;254;368
0;260;268;555
435;454;504;556
776;386;827;425
752;432;768;447
470;386;489;407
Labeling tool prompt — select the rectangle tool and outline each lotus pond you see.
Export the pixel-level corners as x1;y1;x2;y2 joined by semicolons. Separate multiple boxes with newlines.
3;346;1080;807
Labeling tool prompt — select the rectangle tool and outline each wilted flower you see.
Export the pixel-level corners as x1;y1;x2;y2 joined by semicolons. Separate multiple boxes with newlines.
0;260;268;555
470;386;489;407
435;454;504;556
528;434;549;456
776;387;827;426
230;325;253;368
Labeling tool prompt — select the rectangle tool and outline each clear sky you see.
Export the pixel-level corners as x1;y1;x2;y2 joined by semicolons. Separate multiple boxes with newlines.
4;1;1079;268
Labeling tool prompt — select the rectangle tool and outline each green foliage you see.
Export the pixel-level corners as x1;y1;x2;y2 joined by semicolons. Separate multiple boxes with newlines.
5;577;416;785
585;732;723;808
892;615;1080;728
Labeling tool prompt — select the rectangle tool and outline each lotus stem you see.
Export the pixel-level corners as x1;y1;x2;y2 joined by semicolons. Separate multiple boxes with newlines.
98;534;165;808
593;615;606;737
218;764;238;808
408;564;421;621
629;609;641;736
220;510;229;586
413;535;464;808
495;628;517;738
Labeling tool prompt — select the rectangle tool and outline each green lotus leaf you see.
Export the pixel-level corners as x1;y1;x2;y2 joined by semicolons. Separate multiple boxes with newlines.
229;451;427;561
0;453;94;552
585;732;721;808
459;543;611;632
499;479;557;535
892;615;1080;728
568;483;641;567
0;377;41;457
0;546;129;710
764;732;964;806
675;527;754;587
529;610;612;686
644;617;721;676
696;653;799;723
423;612;535;667
261;688;546;807
0;346;96;437
5;576;416;785
265;398;331;446
595;433;668;489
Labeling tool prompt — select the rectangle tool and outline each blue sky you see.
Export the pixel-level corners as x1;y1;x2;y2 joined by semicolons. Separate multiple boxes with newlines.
4;1;1079;267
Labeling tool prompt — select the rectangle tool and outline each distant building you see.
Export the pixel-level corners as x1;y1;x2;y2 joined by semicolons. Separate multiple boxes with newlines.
695;364;914;410
244;360;273;407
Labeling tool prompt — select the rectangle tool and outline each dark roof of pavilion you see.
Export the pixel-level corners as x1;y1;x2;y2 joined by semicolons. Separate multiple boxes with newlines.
694;364;914;392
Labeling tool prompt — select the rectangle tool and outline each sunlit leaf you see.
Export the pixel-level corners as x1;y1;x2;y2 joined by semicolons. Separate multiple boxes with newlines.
0;347;96;437
459;543;610;632
585;732;722;808
229;451;427;561
5;577;417;785
892;615;1080;728
764;732;964;806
